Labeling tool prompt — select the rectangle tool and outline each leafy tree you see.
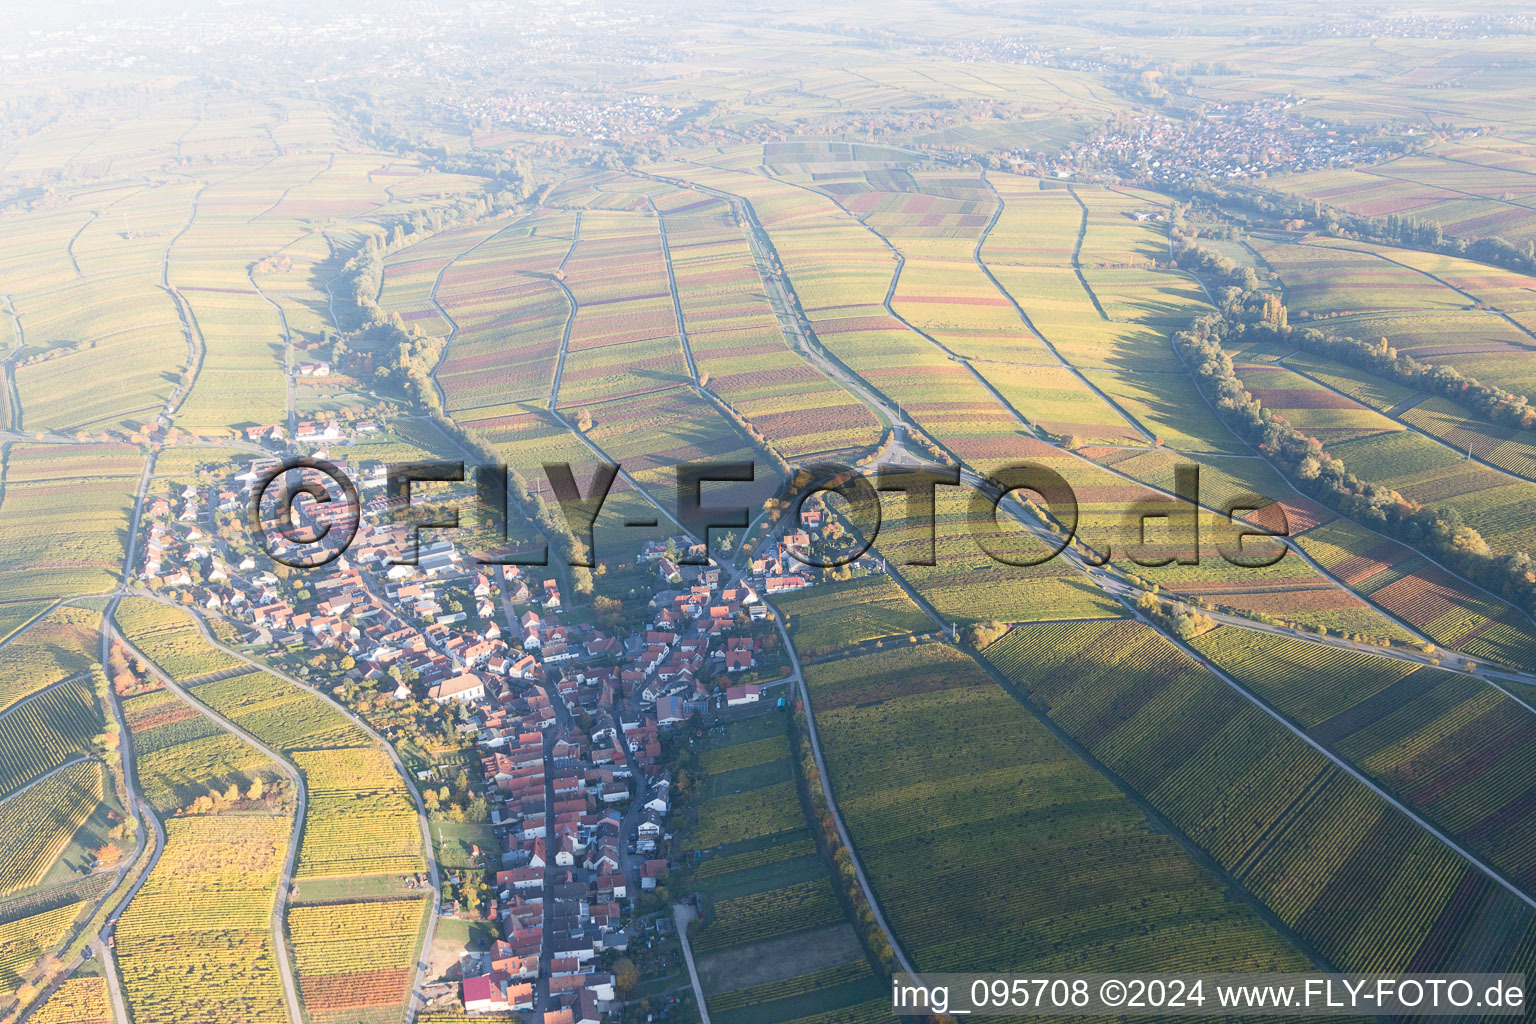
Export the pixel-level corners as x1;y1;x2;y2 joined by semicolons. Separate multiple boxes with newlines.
614;957;640;993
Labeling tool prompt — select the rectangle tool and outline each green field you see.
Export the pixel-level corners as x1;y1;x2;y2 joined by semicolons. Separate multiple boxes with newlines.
984;620;1536;973
773;575;932;656
682;713;889;1024
806;642;1314;974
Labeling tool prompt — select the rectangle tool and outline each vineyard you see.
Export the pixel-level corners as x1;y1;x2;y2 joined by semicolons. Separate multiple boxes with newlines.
289;897;428;1017
701;735;791;776
122;688;275;812
708;960;873;1014
690;780;804;849
692;878;843;952
1235;361;1400;443
659;184;882;457
0;902;85;990
1296;519;1536;667
775;999;896;1024
0;605;99;714
0;680;103;799
0;759;103;895
292;748;424;879
981;621;1536;974
1402;397;1536;484
1185;628;1536;887
114;814;290;1024
1326;428;1536;556
1281;351;1417;412
692;837;819;882
980;362;1144;445
871;496;1121;625
1185;627;1421;728
682;712;888;1023
193;670;367;752
12;24;1536;1023
30;976;110;1024
800;643;980;712
806;642;1309;975
773;575;932;658
0;444;142;604
114;598;245;682
0;604;48;648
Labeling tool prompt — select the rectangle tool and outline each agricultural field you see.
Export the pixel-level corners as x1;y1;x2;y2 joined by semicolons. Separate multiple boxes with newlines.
806;642;1314;974
1296;517;1536;667
891;254;1052;365
1249;236;1465;317
16;15;1536;1020
771;574;932;657
120;684;277;812
984;620;1536;974
8;183;193;434
0;901;92;994
1274;351;1419;414
1327;241;1536;315
0;758;106;897
1075;187;1173;268
977;362;1143;445
1106;510;1412;643
1190;626;1536;893
191;669;366;752
291;748;425;881
1326;429;1536;555
0;679;105;800
1272;154;1536;246
683;713;889;1024
411;213;572;418
691;780;804;850
1400;396;1536;485
581;384;781;527
553;210;690;406
288;896;429;1022
1247;235;1536;400
1328;309;1536;404
868;488;1123;626
0;604;100;714
114;814;291;1024
118;599;425;887
30;975;111;1024
1232;361;1402;443
658;159;1036;473
0;602;50;646
377;217;508;339
0;444;143;602
113;598;245;682
1079;367;1245;454
659;192;883;457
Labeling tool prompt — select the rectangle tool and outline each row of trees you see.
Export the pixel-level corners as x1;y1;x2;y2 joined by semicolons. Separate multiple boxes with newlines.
1176;178;1536;276
1172;241;1536;430
1171;273;1536;619
789;707;900;978
1290;327;1536;431
320;178;601;596
1134;591;1217;641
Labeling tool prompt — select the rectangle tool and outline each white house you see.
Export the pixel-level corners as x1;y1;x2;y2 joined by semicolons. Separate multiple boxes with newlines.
427;673;486;704
726;683;761;707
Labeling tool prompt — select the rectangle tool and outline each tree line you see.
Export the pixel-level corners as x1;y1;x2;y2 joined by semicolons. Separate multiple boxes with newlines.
1172;245;1536;621
1173;245;1536;430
